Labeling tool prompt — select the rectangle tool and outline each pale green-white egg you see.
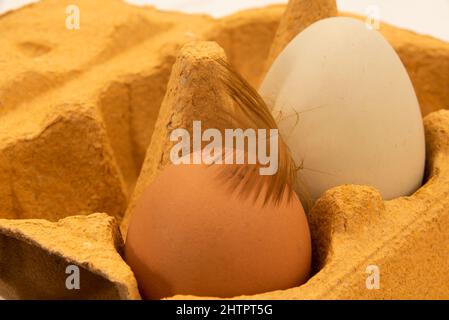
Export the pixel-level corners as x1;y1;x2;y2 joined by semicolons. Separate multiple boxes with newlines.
260;17;425;200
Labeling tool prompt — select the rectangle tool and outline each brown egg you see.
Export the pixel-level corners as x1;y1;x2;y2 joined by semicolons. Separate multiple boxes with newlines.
125;163;311;299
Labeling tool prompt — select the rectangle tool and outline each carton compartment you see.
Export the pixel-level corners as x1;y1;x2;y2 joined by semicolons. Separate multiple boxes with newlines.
0;0;448;299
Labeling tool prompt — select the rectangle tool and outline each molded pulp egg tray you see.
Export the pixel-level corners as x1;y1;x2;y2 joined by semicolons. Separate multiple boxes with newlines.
0;0;448;299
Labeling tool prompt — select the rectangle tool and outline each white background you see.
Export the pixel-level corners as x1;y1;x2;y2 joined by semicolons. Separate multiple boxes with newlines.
0;0;448;300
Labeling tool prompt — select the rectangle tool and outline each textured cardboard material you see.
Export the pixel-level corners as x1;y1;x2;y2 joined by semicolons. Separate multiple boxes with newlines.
264;0;338;73
0;213;140;299
122;41;235;234
0;0;448;299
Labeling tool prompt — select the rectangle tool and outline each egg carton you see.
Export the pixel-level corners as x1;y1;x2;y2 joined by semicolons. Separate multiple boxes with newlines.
0;0;448;300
